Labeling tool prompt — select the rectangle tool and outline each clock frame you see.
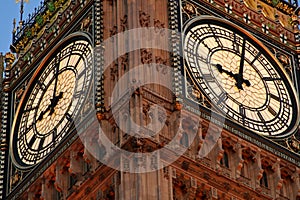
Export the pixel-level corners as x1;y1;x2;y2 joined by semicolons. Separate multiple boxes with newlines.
10;33;93;169
183;16;300;139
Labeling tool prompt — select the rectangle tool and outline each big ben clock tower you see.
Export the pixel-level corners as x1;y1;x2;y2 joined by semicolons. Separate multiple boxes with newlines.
1;0;300;199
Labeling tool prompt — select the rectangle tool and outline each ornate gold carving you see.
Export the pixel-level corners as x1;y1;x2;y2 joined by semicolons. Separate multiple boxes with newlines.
278;53;289;65
184;3;196;15
286;135;300;153
13;0;68;52
290;138;300;150
15;87;25;102
81;15;92;32
10;170;22;188
14;80;28;107
4;52;15;69
259;0;295;15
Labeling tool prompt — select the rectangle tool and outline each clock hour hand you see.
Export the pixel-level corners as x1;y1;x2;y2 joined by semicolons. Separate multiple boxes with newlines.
37;92;64;121
49;92;64;115
37;105;52;121
216;64;235;78
215;64;251;89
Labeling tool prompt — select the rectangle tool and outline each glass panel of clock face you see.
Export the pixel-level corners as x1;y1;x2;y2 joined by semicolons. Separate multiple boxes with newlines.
183;21;296;138
12;38;93;168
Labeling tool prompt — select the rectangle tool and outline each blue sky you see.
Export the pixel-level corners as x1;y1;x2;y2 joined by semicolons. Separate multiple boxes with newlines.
0;1;39;53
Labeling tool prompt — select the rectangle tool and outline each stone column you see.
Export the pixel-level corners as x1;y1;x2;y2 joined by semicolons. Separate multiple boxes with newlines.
54;158;70;199
253;150;264;191
272;158;283;198
234;140;244;179
291;167;300;198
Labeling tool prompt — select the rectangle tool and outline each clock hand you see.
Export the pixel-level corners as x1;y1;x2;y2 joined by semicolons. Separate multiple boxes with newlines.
37;92;64;121
37;104;52;121
47;60;65;115
52;62;60;100
236;38;246;90
49;92;64;115
215;64;235;78
215;64;251;88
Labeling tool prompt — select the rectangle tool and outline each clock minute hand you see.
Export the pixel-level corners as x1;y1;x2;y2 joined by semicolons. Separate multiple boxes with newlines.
236;38;246;90
52;62;60;100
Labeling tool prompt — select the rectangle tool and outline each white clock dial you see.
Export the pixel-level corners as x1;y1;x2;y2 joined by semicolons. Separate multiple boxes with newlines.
11;34;93;169
183;16;300;138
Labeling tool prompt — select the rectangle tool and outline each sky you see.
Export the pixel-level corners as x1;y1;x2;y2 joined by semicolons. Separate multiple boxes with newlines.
0;1;39;54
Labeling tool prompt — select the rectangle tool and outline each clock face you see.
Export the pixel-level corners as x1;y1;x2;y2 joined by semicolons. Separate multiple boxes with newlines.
183;16;299;138
11;34;93;169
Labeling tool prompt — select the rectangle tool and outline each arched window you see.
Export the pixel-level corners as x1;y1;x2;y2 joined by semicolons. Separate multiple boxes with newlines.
260;171;268;188
220;151;229;168
281;176;294;199
68;173;77;195
180;132;189;147
241;161;248;177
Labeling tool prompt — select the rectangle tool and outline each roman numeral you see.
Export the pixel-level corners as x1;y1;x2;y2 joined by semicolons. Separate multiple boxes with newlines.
184;49;207;63
202;74;214;82
239;105;246;117
267;106;277;116
37;80;47;91
270;94;280;102
257;111;265;122
250;52;261;65
28;135;37;149
77;70;85;80
233;34;240;53
263;77;282;81
66;113;73;121
190;30;201;41
208;25;223;48
26;124;33;132
24;106;38;113
74;90;83;98
54;62;59;74
215;37;223;48
52;128;57;143
38;137;45;150
202;41;211;51
217;92;228;105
